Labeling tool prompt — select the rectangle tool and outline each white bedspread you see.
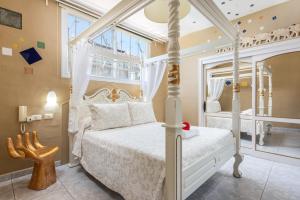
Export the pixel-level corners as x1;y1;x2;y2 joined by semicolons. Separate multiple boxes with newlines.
75;123;233;200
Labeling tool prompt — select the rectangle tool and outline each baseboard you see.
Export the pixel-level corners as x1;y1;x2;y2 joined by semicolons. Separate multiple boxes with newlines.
0;160;61;182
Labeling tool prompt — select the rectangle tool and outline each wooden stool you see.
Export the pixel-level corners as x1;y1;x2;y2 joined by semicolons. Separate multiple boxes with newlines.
7;131;59;190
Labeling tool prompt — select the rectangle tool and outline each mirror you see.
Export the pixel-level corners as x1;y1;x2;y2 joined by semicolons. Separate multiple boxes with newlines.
256;52;300;119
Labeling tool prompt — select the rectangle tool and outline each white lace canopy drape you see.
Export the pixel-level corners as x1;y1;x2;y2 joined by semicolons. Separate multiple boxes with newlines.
207;78;225;101
207;77;225;113
141;60;167;102
68;42;92;133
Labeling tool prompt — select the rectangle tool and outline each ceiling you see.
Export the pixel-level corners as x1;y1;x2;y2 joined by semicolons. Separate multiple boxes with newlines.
71;0;289;41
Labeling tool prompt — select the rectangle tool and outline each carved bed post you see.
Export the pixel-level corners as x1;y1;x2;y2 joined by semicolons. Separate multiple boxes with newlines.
268;70;272;117
258;62;265;116
164;0;183;199
232;31;243;178
257;62;265;145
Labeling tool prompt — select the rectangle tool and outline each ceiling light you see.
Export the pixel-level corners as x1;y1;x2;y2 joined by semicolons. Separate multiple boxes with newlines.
144;0;191;23
247;19;252;23
259;26;265;31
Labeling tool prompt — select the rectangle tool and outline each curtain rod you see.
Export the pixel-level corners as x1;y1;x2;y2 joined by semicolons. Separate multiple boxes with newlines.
56;0;164;42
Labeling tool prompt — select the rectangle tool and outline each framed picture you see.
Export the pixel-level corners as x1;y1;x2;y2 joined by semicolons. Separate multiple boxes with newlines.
0;7;22;29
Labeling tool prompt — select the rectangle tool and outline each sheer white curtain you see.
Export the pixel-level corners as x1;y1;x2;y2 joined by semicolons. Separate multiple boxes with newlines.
141;60;167;102
207;77;225;113
68;42;92;133
207;78;225;101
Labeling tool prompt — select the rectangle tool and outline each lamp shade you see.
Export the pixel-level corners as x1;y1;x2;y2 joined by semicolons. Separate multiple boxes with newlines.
46;91;57;107
144;0;191;23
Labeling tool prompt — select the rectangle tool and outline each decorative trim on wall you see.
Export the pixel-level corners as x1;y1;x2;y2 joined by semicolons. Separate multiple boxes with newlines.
201;37;300;66
216;24;300;54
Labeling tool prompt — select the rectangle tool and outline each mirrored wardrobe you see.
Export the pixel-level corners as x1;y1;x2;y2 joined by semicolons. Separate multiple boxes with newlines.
200;39;300;160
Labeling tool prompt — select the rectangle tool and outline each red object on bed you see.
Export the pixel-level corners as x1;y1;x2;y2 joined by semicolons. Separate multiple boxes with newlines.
182;122;190;131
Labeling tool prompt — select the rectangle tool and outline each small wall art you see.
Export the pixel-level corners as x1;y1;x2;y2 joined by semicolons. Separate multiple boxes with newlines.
0;7;22;29
20;47;42;65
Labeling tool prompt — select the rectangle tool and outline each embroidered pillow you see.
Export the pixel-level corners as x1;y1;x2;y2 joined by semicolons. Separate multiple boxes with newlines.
89;103;131;130
128;102;157;125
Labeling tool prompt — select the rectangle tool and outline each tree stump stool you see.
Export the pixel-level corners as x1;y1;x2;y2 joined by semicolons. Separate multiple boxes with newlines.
7;131;59;190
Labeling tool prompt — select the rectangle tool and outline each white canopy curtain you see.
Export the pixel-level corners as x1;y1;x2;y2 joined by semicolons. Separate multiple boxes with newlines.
68;41;93;133
141;60;167;102
207;75;225;113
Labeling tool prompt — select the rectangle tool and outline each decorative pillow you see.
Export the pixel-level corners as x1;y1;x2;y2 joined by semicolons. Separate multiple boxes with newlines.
89;103;131;131
128;102;157;125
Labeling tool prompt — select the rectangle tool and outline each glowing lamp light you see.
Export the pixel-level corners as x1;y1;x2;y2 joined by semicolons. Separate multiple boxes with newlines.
46;91;57;108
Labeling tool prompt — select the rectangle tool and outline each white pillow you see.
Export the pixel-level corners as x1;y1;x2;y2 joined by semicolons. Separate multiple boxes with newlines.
89;103;131;131
206;100;221;113
128;102;157;125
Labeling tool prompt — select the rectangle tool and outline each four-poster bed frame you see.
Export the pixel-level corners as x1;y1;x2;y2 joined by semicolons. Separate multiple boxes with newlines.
68;0;243;199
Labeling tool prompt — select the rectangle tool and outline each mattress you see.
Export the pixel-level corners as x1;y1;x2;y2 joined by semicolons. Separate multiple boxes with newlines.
77;122;233;200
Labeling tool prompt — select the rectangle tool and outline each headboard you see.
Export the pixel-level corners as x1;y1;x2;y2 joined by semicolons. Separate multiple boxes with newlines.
82;88;140;105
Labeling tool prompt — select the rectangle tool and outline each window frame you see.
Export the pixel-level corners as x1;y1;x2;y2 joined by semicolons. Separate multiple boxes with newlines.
61;7;95;78
60;8;150;85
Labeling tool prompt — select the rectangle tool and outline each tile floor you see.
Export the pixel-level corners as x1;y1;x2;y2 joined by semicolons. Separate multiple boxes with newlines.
1;155;300;200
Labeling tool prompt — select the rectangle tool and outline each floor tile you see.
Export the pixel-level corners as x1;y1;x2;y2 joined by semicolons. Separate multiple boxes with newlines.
57;165;123;200
57;165;87;185
62;172;123;200
2;155;300;200
0;179;14;200
12;174;63;200
29;189;73;200
188;156;273;200
261;162;300;200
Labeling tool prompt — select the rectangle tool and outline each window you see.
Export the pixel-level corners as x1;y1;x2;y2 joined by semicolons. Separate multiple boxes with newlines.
61;8;150;84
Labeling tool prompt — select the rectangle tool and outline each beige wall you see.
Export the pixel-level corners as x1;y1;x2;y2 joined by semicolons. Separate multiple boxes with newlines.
0;0;166;175
180;0;300;126
0;0;67;175
180;55;199;125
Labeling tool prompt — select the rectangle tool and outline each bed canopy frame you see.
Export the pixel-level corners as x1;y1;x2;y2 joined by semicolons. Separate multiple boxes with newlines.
68;0;242;199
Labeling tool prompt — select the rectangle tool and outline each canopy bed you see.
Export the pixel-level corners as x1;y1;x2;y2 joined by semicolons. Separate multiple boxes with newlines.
70;88;235;199
206;61;273;145
67;0;243;200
